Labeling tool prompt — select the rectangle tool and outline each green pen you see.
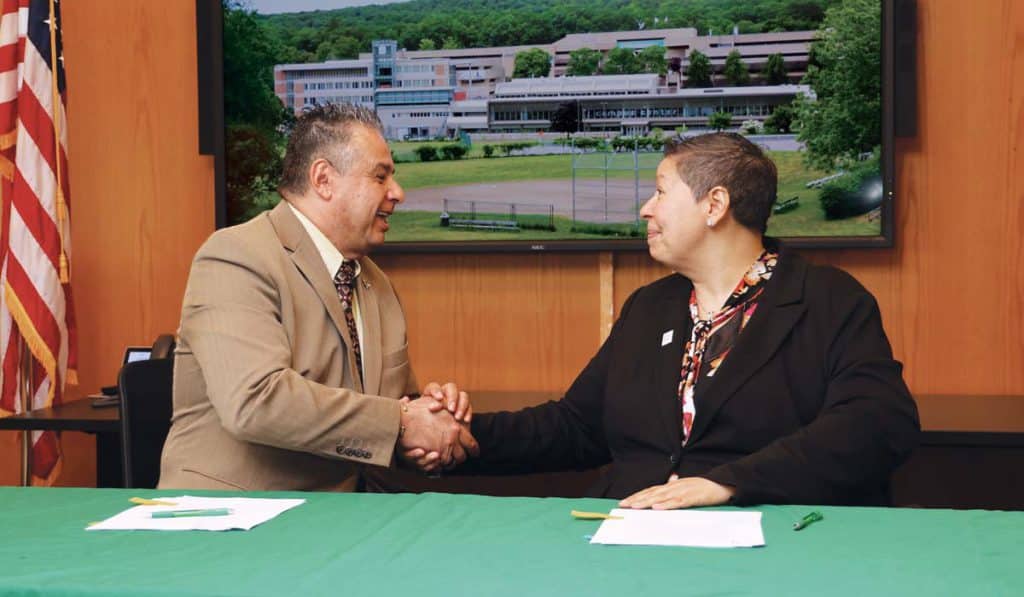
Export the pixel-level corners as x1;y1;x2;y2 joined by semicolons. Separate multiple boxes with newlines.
792;511;823;531
151;508;233;519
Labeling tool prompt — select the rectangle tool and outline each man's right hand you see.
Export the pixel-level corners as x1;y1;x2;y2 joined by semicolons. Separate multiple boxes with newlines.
397;396;478;473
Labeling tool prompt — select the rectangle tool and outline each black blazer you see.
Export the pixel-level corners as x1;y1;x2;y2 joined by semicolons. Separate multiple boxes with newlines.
469;251;920;505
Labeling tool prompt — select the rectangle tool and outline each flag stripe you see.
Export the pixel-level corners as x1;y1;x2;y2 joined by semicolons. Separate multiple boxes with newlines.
13;126;58;231
4;256;60;357
30;427;58;478
22;39;64;143
11;162;60;262
7;229;63;308
12;77;58;176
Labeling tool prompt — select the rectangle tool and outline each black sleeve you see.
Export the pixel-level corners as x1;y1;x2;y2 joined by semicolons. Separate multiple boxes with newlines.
703;275;920;505
463;292;644;474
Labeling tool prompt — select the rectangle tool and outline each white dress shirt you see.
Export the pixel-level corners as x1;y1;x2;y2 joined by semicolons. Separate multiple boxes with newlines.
288;202;364;377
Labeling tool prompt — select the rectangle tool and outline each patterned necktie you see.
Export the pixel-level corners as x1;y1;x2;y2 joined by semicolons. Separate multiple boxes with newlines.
333;260;363;386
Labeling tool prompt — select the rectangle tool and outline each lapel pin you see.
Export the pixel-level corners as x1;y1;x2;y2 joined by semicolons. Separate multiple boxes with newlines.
661;330;674;346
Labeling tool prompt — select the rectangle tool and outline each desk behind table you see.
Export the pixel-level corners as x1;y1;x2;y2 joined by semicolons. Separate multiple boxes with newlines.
0;398;121;487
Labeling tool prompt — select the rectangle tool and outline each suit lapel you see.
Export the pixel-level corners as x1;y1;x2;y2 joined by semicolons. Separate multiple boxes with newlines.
356;268;383;395
686;252;808;445
651;277;693;451
268;202;363;392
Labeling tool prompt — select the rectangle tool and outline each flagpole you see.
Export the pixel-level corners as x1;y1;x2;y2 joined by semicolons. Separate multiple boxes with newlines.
19;337;32;486
48;0;68;284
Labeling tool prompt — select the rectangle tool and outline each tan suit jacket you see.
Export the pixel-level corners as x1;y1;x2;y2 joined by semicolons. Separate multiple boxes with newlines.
159;201;417;491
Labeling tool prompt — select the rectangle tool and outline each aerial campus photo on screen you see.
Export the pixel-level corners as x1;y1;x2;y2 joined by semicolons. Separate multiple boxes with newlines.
225;0;884;242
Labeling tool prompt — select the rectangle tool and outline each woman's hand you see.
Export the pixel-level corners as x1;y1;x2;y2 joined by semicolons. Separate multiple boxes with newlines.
619;475;735;510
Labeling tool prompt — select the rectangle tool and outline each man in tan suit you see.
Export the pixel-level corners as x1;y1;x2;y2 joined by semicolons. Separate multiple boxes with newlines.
159;104;474;491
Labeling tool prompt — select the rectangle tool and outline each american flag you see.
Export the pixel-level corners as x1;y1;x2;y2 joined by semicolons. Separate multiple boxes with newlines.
0;0;77;483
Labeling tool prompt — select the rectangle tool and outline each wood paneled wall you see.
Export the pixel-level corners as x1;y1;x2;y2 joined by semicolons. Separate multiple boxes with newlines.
1;0;1021;486
0;2;215;485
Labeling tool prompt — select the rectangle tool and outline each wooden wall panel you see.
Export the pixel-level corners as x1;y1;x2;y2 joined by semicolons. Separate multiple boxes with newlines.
376;253;601;392
0;1;214;486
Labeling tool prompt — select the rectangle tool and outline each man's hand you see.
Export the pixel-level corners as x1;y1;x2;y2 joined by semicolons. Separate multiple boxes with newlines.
421;381;472;423
618;475;735;510
396;396;478;473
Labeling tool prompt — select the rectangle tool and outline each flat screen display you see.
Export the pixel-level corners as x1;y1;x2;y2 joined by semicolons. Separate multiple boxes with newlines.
208;0;895;251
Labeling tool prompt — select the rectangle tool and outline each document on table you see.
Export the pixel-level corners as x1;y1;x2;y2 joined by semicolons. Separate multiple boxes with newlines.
87;496;305;532
590;509;764;548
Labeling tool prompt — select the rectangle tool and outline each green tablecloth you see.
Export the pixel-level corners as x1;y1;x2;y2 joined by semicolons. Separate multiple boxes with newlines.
0;487;1020;596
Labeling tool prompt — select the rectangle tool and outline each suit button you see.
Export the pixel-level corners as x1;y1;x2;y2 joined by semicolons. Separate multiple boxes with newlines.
669;454;679;465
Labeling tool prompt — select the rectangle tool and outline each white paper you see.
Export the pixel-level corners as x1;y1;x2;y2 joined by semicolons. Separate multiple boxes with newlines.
87;495;305;532
590;509;764;548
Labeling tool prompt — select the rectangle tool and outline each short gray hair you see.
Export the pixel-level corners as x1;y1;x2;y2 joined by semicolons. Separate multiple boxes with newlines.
278;102;384;195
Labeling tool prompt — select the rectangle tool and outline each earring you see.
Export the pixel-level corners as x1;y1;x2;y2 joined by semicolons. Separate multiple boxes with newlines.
706;218;714;227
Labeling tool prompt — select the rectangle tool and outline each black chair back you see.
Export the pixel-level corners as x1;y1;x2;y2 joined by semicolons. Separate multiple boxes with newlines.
118;358;174;488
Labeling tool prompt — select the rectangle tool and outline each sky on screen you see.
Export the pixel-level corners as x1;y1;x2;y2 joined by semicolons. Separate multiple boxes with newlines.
245;0;409;14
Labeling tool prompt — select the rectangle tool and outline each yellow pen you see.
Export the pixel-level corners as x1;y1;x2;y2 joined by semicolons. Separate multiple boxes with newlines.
571;510;623;520
130;497;177;506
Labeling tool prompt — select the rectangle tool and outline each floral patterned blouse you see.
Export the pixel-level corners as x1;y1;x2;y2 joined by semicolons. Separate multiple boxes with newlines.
678;250;779;445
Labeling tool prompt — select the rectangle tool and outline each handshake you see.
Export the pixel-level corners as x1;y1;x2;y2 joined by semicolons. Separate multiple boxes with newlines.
396;382;479;474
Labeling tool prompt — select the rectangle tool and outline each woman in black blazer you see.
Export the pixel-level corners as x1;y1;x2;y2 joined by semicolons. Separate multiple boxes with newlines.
462;133;920;508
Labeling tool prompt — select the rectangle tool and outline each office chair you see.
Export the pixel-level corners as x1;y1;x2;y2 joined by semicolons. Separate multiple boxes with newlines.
118;356;174;489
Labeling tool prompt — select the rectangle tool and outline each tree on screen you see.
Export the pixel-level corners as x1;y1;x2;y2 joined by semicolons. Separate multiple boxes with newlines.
551;101;580;135
604;48;641;75
223;2;286;131
764;52;789;84
513;48;552;78
638;45;667;76
686;50;712;87
315;36;360;61
709;111;733;131
764;103;796;133
223;1;289;224
796;0;881;169
724;50;750;86
567;48;601;76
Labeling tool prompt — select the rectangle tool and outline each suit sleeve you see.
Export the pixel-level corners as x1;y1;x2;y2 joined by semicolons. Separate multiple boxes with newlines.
703;276;920;505
181;231;402;468
464;293;645;474
390;286;420;398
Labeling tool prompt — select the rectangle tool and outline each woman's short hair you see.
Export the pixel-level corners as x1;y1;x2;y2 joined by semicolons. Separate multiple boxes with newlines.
663;133;778;234
278;103;384;196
